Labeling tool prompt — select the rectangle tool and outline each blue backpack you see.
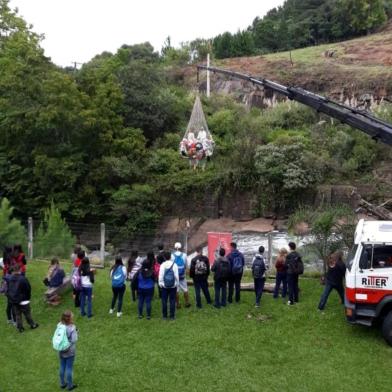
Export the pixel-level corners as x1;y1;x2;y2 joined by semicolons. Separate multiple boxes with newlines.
163;262;176;288
174;253;185;279
232;254;244;275
112;266;125;288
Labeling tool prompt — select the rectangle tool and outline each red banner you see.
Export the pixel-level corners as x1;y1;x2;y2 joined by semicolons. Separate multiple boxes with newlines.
207;232;232;264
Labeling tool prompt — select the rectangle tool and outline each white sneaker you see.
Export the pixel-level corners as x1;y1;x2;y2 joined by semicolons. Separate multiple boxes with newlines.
109;309;114;314
117;312;122;317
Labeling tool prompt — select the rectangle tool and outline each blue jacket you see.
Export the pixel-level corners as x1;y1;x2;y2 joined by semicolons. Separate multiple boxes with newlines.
228;249;245;275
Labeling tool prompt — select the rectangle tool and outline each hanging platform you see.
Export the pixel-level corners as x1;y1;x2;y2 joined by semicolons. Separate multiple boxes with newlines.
180;96;214;167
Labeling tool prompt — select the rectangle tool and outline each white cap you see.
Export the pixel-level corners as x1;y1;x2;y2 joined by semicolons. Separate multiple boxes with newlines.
174;242;182;249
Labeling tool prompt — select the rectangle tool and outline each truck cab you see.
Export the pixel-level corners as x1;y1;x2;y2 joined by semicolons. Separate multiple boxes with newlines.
345;219;392;345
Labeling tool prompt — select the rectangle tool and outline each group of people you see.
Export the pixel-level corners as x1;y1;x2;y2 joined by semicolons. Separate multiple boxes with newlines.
179;126;214;169
1;244;39;332
1;240;347;391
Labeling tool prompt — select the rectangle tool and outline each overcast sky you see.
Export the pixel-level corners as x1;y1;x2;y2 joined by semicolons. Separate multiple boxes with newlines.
9;0;284;67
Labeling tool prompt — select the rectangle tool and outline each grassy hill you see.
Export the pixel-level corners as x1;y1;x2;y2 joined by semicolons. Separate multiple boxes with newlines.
185;22;392;99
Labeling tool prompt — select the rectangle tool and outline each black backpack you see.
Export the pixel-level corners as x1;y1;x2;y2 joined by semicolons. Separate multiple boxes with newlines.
252;255;266;279
7;277;21;304
292;256;304;275
219;258;230;279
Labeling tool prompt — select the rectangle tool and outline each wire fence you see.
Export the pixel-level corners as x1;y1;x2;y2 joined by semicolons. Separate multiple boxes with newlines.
22;218;322;272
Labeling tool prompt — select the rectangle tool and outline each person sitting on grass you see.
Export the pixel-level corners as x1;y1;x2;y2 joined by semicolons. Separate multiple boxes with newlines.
159;251;179;320
44;257;66;288
57;310;78;391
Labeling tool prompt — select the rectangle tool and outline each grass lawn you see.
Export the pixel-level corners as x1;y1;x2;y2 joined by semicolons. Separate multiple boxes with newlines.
1;260;391;392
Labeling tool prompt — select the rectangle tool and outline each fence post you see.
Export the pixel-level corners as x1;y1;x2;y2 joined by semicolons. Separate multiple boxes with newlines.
268;231;273;268
100;223;105;265
28;217;33;260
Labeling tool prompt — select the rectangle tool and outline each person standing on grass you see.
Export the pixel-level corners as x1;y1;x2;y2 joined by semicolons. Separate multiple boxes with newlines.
128;250;142;302
227;242;245;304
12;244;27;276
211;248;230;308
172;242;191;308
251;246;268;308
190;247;212;308
137;253;155;319
159;251;179;320
109;256;127;317
7;264;39;332
79;257;95;318
2;266;16;325
155;244;165;299
2;246;15;325
285;242;302;306
57;310;78;391
273;248;288;299
72;250;85;308
318;251;346;311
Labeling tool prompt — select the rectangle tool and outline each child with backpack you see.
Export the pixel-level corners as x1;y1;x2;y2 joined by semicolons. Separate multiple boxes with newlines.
72;250;85;308
109;256;127;317
172;242;191;308
190;247;212;308
79;257;95;318
211;248;230;308
251;246;268;308
227;242;245;303
137;252;155;319
53;310;78;391
159;251;179;320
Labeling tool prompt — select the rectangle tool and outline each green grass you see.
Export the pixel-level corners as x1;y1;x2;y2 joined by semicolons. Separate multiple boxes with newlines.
1;261;391;392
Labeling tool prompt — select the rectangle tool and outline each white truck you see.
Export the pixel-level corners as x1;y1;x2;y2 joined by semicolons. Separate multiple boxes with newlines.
345;219;392;345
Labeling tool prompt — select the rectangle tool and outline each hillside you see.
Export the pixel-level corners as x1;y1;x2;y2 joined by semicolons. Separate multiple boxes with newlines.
184;23;392;103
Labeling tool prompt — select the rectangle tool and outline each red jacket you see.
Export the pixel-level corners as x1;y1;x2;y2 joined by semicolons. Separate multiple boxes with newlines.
13;253;26;274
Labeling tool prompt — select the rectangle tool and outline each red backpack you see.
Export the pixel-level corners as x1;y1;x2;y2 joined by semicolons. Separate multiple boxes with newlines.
153;261;160;280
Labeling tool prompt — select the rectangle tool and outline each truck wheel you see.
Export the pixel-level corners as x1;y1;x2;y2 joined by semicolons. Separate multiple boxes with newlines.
382;311;392;346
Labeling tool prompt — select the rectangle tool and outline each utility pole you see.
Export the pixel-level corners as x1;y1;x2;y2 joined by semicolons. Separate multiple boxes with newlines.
206;53;210;98
71;61;83;71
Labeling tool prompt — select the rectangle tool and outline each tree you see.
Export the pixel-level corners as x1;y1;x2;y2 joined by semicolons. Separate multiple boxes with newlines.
34;202;75;259
0;198;26;249
288;205;356;274
254;142;324;210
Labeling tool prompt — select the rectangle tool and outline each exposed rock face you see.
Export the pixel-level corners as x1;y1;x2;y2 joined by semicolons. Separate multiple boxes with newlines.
200;78;391;111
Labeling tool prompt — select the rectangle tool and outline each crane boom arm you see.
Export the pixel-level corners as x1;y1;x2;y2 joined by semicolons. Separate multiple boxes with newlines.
197;65;392;146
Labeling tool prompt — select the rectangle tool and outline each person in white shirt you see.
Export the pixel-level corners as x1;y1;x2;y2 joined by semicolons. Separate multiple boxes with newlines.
197;127;207;142
172;242;191;308
79;257;95;318
159;251;179;320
